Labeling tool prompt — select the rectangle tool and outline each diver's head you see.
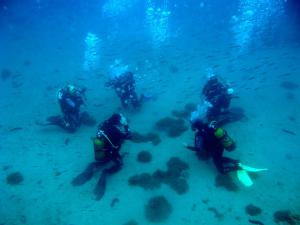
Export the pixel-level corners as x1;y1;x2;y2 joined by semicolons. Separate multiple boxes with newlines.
67;85;76;95
109;113;121;125
227;88;234;95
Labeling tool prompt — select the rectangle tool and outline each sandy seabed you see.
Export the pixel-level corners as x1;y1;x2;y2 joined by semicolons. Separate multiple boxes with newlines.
0;31;300;225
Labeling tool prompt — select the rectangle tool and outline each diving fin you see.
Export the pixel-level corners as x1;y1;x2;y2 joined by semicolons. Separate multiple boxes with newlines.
72;163;95;186
239;163;268;173
237;169;253;187
236;163;268;187
94;171;107;201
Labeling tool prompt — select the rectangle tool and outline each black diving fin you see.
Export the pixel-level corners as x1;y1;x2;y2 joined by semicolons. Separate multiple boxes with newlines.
72;163;95;186
94;171;107;201
35;115;65;127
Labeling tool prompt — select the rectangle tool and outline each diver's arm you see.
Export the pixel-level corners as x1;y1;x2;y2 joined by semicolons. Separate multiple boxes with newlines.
65;98;76;108
182;142;198;151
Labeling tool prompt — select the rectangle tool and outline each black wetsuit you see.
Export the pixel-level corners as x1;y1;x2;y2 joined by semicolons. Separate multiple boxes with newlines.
107;72;141;109
202;77;232;121
72;113;131;200
57;87;85;131
188;121;238;174
94;114;131;173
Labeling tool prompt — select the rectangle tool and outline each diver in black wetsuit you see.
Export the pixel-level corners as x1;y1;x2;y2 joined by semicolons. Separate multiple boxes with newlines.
185;120;239;174
56;84;86;132
202;74;234;122
72;113;131;200
105;71;142;109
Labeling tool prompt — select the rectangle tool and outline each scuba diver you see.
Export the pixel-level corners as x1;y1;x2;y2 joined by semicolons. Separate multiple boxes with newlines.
105;71;143;109
36;84;97;132
72;113;131;200
202;73;235;122
56;84;86;132
185;119;240;174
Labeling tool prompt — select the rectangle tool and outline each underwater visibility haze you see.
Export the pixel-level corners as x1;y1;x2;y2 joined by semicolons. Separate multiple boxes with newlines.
1;0;300;224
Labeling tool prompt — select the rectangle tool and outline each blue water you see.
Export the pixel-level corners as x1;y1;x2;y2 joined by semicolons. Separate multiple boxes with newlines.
1;1;300;225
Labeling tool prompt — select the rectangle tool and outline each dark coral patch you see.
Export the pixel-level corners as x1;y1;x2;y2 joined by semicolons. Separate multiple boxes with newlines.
6;172;24;185
145;196;172;223
245;204;262;216
215;174;239;192
155;117;188;138
131;132;161;145
123;220;138;225
128;173;160;190
137;151;152;163
129;157;189;195
273;210;300;225
1;69;12;80
280;81;298;90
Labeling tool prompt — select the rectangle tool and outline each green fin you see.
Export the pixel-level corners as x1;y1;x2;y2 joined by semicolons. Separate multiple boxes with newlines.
239;163;268;173
237;169;253;187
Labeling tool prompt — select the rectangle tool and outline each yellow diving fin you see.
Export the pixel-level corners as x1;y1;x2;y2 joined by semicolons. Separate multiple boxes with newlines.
237;169;253;187
239;163;268;173
236;163;268;187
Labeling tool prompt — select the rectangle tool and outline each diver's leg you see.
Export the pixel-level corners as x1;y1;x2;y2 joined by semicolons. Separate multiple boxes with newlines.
72;162;100;186
104;155;123;174
130;91;141;108
212;155;226;174
120;94;129;108
94;159;122;201
221;157;240;173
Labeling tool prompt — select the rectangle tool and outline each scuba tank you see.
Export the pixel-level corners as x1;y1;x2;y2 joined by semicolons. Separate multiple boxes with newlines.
214;127;236;151
93;129;119;162
93;138;106;162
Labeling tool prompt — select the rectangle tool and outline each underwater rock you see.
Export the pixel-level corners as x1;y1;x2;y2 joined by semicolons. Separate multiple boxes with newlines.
208;207;224;220
131;132;161;145
64;137;70;145
145;196;172;223
11;80;23;89
110;198;120;208
6;172;24;185
137;151;152;163
167;122;188;138
128;173;160;190
281;128;296;136
131;132;147;143
1;68;12;80
155;117;188;138
215;174;239;192
273;210;300;225
80;111;97;126
171;103;197;119
155;117;178;130
280;81;298;90
23;60;31;66
123;220;138;225
286;92;295;100
245;204;262;216
167;177;189;195
171;109;189;118
169;65;179;74
8;127;23;132
147;132;161;145
156;157;189;194
184;103;197;112
166;157;189;177
129;157;190;195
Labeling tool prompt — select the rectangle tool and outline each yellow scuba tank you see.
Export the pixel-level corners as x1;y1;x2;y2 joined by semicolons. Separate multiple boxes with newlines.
214;127;236;151
93;138;106;161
